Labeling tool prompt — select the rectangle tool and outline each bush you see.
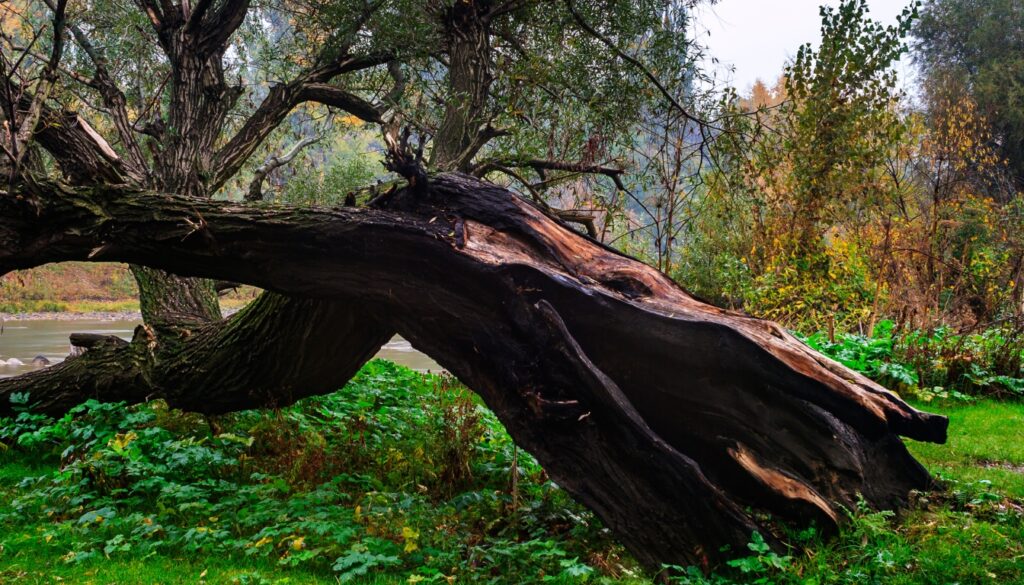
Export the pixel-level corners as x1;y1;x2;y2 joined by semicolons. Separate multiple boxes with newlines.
0;360;633;584
800;320;1024;399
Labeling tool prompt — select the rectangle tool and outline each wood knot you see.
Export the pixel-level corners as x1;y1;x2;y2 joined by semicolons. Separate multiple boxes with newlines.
598;273;653;299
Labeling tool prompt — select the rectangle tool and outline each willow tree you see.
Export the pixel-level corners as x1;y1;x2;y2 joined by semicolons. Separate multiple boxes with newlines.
1;0;946;570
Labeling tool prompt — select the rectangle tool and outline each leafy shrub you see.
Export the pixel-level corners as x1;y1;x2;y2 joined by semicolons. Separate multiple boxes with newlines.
800;320;1024;399
0;360;630;583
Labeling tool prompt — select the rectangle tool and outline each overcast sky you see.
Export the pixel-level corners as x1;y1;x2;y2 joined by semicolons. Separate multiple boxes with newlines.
693;0;919;94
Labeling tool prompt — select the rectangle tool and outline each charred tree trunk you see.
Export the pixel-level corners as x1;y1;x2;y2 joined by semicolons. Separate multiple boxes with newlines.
0;173;947;570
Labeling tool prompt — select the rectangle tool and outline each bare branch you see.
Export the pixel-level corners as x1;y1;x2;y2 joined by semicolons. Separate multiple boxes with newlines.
209;52;391;191
479;162;599;238
475;157;657;226
1;0;66;181
380;60;406;112
20;100;144;184
45;117;127;182
299;84;383;123
245;135;319;201
476;158;625;187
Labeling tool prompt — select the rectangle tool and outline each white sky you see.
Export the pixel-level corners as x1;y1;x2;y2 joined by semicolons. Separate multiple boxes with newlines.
693;0;919;94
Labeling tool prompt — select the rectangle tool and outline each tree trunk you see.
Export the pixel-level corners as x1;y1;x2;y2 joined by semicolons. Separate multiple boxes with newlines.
0;173;947;570
131;267;223;334
429;1;494;171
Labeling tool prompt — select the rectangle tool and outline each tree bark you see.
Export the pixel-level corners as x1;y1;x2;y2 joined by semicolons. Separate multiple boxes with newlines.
0;173;947;570
429;1;495;171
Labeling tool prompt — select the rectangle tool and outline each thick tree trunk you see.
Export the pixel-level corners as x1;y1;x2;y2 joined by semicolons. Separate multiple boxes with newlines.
429;1;494;171
131;267;222;334
0;173;947;569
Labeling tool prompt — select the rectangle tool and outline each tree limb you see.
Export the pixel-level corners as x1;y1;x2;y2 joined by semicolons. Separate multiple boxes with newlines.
40;0;150;182
0;0;66;178
477;162;598;237
27;100;141;184
564;0;705;127
185;0;215;33
246;135;319;201
298;84;383;122
474;158;628;192
209;53;390;191
2;293;391;417
196;0;251;55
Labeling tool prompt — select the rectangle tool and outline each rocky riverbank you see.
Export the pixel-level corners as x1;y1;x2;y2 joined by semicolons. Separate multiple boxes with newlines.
2;306;245;323
2;310;143;322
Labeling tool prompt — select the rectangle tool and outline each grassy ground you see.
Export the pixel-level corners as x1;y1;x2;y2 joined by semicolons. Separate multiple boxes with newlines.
0;365;1021;584
908;400;1024;498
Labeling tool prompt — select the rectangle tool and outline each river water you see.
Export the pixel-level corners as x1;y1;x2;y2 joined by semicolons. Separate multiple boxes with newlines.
0;319;441;379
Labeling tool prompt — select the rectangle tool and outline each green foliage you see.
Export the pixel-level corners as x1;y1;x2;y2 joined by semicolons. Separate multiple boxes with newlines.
0;360;634;584
665;0;1020;338
758;0;913;329
800;320;1024;399
676;0;919;331
1;364;1023;583
723;532;791;583
786;0;914;212
277;136;382;207
801;320;920;390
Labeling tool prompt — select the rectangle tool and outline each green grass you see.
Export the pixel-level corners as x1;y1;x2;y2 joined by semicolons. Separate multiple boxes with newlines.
0;366;1021;584
907;399;1024;498
0;462;351;585
0;546;343;585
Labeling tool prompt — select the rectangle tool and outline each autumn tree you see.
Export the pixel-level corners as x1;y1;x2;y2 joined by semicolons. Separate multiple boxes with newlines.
682;0;915;333
913;0;1024;187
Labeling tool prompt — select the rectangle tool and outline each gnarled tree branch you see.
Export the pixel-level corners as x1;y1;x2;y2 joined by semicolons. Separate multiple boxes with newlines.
210;52;391;192
39;0;150;182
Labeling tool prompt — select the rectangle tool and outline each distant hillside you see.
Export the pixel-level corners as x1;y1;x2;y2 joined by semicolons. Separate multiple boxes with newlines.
1;263;138;312
1;263;256;313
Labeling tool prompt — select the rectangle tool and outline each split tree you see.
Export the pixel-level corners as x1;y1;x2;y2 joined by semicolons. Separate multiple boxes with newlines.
1;0;947;571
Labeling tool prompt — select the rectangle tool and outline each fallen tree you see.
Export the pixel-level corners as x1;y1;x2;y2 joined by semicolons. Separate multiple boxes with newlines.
0;172;947;570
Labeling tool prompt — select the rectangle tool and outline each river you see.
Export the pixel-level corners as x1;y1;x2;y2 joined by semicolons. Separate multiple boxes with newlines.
0;318;441;378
